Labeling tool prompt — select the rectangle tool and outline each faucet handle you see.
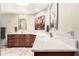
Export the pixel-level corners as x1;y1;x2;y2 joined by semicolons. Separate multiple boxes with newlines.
67;31;74;39
49;32;53;37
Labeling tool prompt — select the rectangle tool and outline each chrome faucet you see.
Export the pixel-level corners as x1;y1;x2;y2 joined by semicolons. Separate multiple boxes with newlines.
49;32;53;38
67;31;74;39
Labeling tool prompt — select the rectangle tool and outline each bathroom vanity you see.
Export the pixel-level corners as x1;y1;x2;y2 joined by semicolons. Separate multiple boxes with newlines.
7;34;36;47
32;34;77;56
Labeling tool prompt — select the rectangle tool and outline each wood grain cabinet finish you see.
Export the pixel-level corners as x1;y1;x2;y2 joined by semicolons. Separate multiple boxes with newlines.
7;34;36;47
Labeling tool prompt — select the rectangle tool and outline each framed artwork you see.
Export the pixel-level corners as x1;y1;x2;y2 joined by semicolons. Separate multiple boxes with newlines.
49;3;58;30
35;15;45;30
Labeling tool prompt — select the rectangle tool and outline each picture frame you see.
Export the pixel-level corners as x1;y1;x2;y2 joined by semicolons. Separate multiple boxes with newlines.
35;15;45;30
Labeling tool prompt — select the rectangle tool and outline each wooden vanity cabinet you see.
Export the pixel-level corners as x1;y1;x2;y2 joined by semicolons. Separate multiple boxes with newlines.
8;35;15;47
7;34;36;47
15;35;25;47
24;35;36;47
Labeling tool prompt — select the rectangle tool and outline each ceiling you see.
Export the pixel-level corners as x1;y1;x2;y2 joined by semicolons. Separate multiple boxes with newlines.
0;3;49;14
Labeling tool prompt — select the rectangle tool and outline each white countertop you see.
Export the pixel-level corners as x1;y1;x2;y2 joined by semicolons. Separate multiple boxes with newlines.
8;31;48;35
8;32;35;34
32;36;78;52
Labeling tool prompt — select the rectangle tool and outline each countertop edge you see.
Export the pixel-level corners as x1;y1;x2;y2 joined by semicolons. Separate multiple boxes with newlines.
32;49;78;52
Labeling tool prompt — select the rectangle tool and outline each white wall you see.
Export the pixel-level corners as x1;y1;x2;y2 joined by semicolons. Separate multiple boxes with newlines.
0;14;18;45
26;15;35;32
58;3;79;41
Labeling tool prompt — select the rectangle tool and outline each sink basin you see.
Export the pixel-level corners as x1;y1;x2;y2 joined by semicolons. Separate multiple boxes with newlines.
36;33;50;39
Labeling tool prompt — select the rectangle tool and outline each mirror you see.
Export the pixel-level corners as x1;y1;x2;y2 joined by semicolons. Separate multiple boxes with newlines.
18;15;27;30
49;3;58;30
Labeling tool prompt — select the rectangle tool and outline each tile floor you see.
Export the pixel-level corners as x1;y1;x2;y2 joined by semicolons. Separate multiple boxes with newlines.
1;45;79;56
1;46;34;56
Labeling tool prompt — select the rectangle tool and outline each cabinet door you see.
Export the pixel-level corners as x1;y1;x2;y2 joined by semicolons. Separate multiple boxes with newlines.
19;35;25;46
8;35;15;47
29;35;36;46
13;35;20;46
24;35;36;47
24;35;30;46
13;35;25;47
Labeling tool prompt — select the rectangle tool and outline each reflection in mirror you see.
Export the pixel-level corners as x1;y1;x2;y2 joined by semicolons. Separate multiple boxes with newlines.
49;3;58;30
18;15;27;31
